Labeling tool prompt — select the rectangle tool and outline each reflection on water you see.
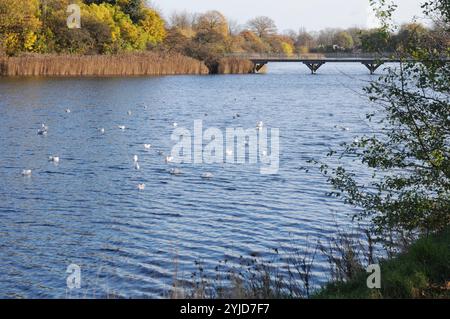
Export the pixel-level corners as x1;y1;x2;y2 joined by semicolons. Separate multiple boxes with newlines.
0;63;376;298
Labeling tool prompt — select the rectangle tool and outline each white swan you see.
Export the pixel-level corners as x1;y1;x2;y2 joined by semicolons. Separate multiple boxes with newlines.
173;122;178;128
118;125;126;130
137;183;145;191
144;144;152;150
133;155;139;163
65;109;71;113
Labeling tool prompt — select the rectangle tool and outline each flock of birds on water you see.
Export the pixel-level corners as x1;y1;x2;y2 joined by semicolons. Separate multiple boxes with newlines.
21;106;269;191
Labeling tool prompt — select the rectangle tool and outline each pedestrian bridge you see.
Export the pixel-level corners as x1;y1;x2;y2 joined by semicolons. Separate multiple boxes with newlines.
225;53;446;74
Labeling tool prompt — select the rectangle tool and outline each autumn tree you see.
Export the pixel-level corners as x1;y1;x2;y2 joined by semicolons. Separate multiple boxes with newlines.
195;10;228;38
247;16;277;38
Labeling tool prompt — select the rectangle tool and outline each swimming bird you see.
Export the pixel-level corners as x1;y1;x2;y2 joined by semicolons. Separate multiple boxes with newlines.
201;172;213;179
256;121;264;130
165;156;174;163
99;128;105;134
49;156;60;163
170;168;182;175
118;125;126;130
144;144;152;150
65;109;71;113
127;111;132;116
137;183;146;191
133;155;139;163
37;124;48;136
134;162;140;170
21;169;32;176
173;122;178;128
226;149;233;156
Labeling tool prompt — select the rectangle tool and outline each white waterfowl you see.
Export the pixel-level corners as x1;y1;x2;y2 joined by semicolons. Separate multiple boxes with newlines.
170;168;182;175
118;125;126;130
165;156;174;163
173;122;178;128
37;124;48;135
137;183;146;191
127;111;132;116
226;149;233;156
134;162;140;170
144;144;152;150
65;109;71;113
49;156;60;163
201;172;213;179
99;128;105;134
133;155;139;163
256;121;264;129
21;169;32;176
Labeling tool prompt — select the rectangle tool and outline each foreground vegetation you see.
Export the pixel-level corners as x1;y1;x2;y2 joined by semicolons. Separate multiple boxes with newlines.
171;226;449;299
315;227;450;299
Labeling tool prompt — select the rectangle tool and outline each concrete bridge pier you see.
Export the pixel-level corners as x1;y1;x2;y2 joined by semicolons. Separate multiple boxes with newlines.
362;61;384;74
303;61;325;74
253;62;267;73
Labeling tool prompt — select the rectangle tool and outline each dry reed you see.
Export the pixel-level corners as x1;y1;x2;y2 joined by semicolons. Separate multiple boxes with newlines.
0;52;209;77
217;57;255;74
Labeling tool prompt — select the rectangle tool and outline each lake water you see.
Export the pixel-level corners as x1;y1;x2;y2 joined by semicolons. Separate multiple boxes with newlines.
0;63;377;298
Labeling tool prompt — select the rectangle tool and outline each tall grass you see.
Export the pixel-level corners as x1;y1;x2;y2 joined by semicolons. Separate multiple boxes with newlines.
217;57;255;74
170;226;450;299
0;53;209;77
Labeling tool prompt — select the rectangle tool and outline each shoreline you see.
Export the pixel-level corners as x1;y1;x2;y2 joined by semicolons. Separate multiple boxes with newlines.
0;54;256;77
0;53;209;77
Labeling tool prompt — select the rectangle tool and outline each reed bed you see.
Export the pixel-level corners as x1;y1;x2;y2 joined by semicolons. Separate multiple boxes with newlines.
0;53;209;77
217;57;256;74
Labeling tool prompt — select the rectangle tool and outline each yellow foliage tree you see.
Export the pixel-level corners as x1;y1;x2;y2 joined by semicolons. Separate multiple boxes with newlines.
139;8;166;46
0;0;42;54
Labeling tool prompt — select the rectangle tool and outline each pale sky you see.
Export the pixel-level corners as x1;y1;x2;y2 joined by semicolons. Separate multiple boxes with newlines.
151;0;425;32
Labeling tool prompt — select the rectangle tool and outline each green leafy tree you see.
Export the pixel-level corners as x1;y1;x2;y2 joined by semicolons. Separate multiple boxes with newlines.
316;0;450;238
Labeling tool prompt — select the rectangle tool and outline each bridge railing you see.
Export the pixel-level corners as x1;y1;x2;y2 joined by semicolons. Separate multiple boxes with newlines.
224;52;395;60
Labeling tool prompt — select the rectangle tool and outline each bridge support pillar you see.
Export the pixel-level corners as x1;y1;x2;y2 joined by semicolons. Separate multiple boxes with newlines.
303;62;325;74
362;61;384;74
253;62;267;73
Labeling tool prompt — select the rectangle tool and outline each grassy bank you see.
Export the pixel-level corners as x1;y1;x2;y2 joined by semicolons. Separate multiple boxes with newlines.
0;53;209;77
314;228;450;299
171;227;450;299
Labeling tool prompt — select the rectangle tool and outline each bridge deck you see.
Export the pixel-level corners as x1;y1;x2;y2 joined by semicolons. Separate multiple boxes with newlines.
250;58;405;63
244;56;449;74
